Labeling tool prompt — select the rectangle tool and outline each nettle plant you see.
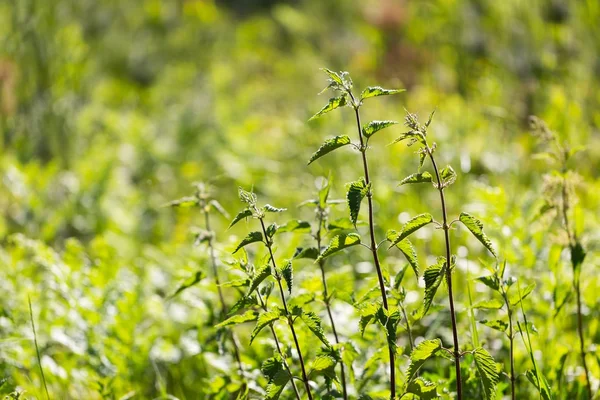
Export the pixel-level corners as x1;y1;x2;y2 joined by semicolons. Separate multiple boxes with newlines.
305;69;501;399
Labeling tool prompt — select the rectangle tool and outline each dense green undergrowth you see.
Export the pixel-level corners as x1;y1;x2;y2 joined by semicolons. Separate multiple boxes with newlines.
1;0;599;399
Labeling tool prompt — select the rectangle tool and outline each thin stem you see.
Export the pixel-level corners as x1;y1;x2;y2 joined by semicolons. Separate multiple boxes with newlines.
316;209;349;400
29;297;50;400
561;177;592;399
426;146;462;399
399;302;414;352
349;92;396;399
259;218;314;400
506;300;516;400
204;210;244;374
257;292;302;400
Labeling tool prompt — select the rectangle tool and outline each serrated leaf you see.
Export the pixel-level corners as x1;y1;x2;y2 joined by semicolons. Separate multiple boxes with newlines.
390;130;422;146
473;299;504;309
229;209;253;229
307;135;352;165
309;96;348;121
509;283;535;306
262;355;284;380
473;347;499;400
394;265;408;291
166;196;199;208
419;259;445;318
387;232;420;277
309;355;337;379
376;307;401;350
525;370;553;400
264;204;286;213
316;233;361;262
265;369;291;400
438;165;457;187
418;150;427;171
168;271;204;299
280;260;293;294
278;220;311;233
362;120;398;138
476;275;499;291
358;301;381;336
406;378;438;400
233;231;263;254
459;213;497;257
398;172;433;186
478;319;508;333
389;213;433;248
293;247;320;260
266;223;278;238
406;339;442;384
209;199;230;219
321;67;343;85
346;178;369;225
301;311;330;347
360;86;404;101
215;310;258;328
248;264;271;295
238;187;258;206
220;278;249;288
228;295;257;315
251;309;283;344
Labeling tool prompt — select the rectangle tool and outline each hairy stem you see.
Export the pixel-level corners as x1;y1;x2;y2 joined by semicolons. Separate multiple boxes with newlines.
427;146;462;399
316;209;349;400
257;292;302;400
506;301;516;400
259;218;314;400
349;92;396;398
204;210;244;374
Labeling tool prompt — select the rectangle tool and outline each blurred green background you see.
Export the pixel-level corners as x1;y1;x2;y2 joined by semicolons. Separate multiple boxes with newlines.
1;0;599;398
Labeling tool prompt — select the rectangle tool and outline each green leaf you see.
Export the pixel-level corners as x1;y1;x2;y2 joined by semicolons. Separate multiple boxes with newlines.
264;204;286;213
346;177;369;225
570;241;586;270
309;355;337;379
262;356;291;400
418;150;427;171
278;220;311;233
473;299;504;309
316;233;361;262
388;213;433;248
168;271;204;299
478;319;508;333
266;223;278;238
293;247;320;260
233;231;263;254
238;187;258;206
215;310;258;328
473;347;499;400
280;260;293;294
192;228;213;246
406;339;442;384
525;370;553;400
406;378;439;400
209;199;230;219
362;120;398;138
321;68;343;85
262;355;284;380
509;283;535;306
166;196;199;208
301;311;330;347
390;130;423;146
309;96;348;121
327;218;357;231
228;295;257;315
387;233;420;277
419;259;445;318
358;301;381;336
398;172;433;186
459;213;497;258
437;165;457;187
251;309;282;344
307;135;352;165
248;264;271;295
477;275;499;291
360;86;404;101
376;307;401;350
229;209;253;229
318;174;332;208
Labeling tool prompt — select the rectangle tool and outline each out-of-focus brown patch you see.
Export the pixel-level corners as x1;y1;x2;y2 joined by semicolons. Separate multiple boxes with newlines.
362;0;427;88
0;59;18;116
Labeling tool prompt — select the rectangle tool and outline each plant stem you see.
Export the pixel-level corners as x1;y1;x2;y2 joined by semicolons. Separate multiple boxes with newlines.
561;177;592;399
399;302;414;352
506;301;516;400
426;146;463;399
349;93;396;399
257;292;302;400
259;218;314;400
204;210;244;374
29;297;50;400
316;209;349;400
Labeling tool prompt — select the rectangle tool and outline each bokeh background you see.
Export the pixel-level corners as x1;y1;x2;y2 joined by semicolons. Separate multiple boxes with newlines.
1;0;599;398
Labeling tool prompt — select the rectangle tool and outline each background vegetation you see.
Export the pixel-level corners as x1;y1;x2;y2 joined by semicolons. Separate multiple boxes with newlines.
0;0;599;398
